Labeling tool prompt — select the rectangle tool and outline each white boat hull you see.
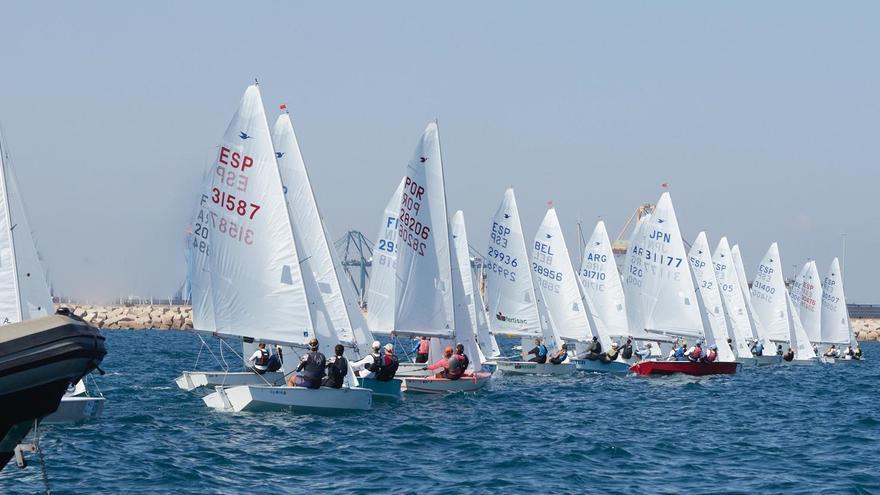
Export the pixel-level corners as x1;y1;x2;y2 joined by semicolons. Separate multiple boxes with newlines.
175;371;286;391
42;396;105;424
203;385;372;413
393;362;432;377
738;355;782;367
572;359;630;374
401;372;492;394
496;361;575;376
782;357;818;366
819;356;862;365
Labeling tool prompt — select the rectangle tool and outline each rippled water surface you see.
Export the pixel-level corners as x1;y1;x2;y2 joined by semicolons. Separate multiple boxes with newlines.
2;331;878;494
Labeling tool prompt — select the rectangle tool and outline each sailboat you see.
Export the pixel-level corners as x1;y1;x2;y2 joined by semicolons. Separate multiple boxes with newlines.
486;190;561;375
391;122;491;393
573;220;635;373
711;238;774;366
792;261;822;346
0;133;105;423
819;258;860;364
748;243;816;365
624;193;738;376
687;232;736;363
192;84;370;412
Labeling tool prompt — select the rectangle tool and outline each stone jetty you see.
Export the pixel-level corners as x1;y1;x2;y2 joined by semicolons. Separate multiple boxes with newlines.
853;318;880;342
58;304;193;330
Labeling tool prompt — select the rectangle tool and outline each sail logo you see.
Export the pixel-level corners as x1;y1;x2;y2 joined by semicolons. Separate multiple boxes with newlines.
495;312;527;325
275;151;285;159
239;131;252;140
419;156;428;163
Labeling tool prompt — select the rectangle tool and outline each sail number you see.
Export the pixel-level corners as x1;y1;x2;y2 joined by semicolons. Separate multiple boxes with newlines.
487;247;518;267
211;188;261;219
486;261;516;282
198;209;253;246
533;263;563;281
398;177;429;256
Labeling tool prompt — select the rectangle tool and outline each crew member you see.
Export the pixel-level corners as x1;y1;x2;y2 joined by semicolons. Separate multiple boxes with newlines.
620;338;634;360
702;344;718;363
248;342;270;375
548;343;568;365
527;338;548;364
372;343;400;381
288;338;326;389
322;344;348;389
352;341;382;379
751;339;765;357
414;336;430;364
686;341;704;362
425;346;454;375
600;342;620;363
444;343;470;380
578;336;602;360
782;347;795;362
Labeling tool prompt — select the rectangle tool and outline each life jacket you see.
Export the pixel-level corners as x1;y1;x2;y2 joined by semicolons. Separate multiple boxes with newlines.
325;356;347;388
706;350;717;362
446;354;467;380
689;347;702;360
375;354;400;381
255;348;269;367
418;340;430;354
302;351;326;381
855;348;863;359
537;345;548;357
674;347;685;359
754;343;764;356
606;347;619;360
621;343;633;360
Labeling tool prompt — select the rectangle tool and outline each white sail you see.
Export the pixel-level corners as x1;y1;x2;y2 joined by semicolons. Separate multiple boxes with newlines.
394;122;454;338
471;266;501;358
189;153;220;332
203;85;312;344
786;291;817;360
579;220;629;342
749;243;790;345
793;261;822;344
0;141;53;324
271;112;371;356
625;193;703;339
820;257;852;345
687;232;734;361
485;188;542;337
531;208;593;347
451;211;498;358
711;237;757;358
731;244;751;303
623;214;651;339
366;179;404;335
450;218;482;372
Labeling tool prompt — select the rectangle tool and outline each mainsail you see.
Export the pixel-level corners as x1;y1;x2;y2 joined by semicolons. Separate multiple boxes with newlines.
579;220;629;343
786;291;817;360
451;210;497;360
712;237;758;358
688;232;734;361
731;244;751;303
394;122;454;338
484;188;542;337
624;192;703;339
200;84;313;344
820;257;852;345
531;208;593;349
749;243;791;344
792;261;822;344
366;179;405;335
271;112;371;357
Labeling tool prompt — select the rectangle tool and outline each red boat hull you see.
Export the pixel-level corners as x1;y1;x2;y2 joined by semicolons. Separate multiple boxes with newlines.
629;360;741;376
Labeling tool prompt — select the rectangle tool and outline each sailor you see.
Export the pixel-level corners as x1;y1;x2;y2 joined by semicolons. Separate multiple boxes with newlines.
782;347;795;362
548;343;568;365
444;343;470;380
322;344;348;389
776;344;784;356
635;342;654;361
578;336;602;360
352;341;382;379
599;342;620;363
287;338;326;389
413;336;430;364
669;341;687;361
620;338;634;360
702;345;718;363
527;338;549;364
425;346;454;374
247;342;271;375
854;345;863;360
812;343;819;355
751;339;765;357
686;341;704;362
823;344;838;358
372;343;400;381
266;345;284;372
844;345;855;359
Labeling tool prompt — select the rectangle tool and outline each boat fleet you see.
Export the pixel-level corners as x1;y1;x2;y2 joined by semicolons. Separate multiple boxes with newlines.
173;83;863;413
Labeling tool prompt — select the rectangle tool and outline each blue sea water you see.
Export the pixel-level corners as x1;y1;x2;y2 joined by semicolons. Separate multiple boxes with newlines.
1;331;878;494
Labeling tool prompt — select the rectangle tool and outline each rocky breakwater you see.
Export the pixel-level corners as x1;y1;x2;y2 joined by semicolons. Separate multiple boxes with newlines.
854;318;880;341
58;304;194;330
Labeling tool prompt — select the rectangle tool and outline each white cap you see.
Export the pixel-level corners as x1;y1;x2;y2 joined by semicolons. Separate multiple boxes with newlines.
384;343;394;352
371;340;381;349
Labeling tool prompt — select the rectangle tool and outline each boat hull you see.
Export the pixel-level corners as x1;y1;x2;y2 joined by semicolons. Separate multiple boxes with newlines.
401;372;492;393
782;358;818;366
0;314;106;471
358;377;402;400
630;360;741;376
819;356;862;364
41;395;106;424
203;385;372;413
175;371;285;391
496;361;575;376
738;355;782;367
393;362;432;377
572;359;630;374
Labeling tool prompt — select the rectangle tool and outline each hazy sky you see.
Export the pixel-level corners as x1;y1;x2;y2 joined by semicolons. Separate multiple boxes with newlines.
0;1;877;302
